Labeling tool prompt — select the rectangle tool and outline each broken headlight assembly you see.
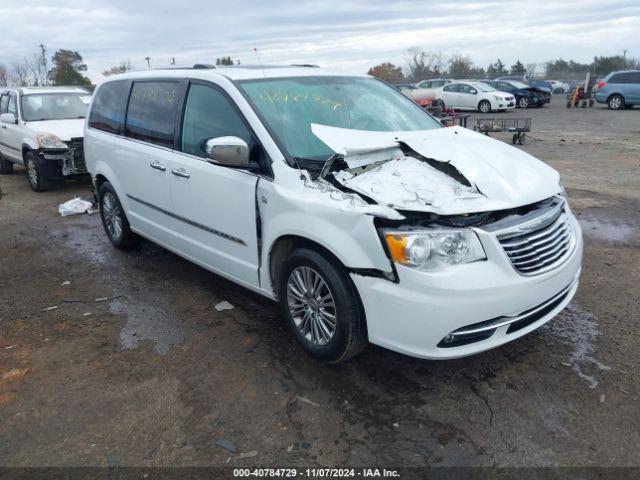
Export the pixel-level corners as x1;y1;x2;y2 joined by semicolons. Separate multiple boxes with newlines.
37;132;67;150
383;230;486;272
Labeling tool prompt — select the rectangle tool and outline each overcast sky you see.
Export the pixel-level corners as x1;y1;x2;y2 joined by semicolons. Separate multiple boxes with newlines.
1;0;638;82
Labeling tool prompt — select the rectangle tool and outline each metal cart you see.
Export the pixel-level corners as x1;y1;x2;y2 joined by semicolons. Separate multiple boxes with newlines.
474;117;532;145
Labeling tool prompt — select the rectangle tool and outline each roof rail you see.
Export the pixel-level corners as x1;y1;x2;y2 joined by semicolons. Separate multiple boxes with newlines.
290;64;319;68
192;64;216;69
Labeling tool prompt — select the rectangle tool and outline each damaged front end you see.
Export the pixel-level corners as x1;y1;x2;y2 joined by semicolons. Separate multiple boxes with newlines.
39;137;88;179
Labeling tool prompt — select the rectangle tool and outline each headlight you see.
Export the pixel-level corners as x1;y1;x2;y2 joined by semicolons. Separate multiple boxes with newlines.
493;95;502;101
383;230;486;271
37;132;67;149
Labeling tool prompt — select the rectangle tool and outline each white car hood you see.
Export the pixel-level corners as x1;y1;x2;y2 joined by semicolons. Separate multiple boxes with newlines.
312;124;560;215
26;118;85;142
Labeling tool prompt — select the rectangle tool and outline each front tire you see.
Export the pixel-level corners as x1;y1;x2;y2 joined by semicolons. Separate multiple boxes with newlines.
25;151;50;192
98;181;137;249
278;247;367;363
518;96;530;108
608;94;624;110
478;100;491;113
0;153;13;174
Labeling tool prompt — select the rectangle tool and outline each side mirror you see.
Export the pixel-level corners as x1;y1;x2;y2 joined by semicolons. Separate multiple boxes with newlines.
203;136;250;167
0;113;17;125
470;89;477;95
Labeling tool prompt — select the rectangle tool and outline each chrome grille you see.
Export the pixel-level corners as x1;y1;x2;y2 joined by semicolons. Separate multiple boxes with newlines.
498;208;575;275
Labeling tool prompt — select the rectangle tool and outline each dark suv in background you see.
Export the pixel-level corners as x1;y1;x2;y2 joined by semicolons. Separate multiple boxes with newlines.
595;70;640;109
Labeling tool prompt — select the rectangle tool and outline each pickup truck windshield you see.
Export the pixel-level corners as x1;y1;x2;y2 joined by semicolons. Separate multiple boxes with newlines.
238;76;441;161
21;93;91;122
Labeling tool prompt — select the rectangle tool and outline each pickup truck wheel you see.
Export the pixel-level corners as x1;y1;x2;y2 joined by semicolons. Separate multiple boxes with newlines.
98;181;137;249
478;100;491;113
518;96;530;108
0;153;13;174
278;247;367;363
25;151;50;192
608;94;624;110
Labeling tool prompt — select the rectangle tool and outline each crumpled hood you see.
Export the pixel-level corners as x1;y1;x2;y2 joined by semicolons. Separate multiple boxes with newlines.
25;119;85;142
312;124;560;215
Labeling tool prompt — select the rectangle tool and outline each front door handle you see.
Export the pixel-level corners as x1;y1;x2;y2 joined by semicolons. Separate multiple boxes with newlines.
150;161;166;172
171;168;190;179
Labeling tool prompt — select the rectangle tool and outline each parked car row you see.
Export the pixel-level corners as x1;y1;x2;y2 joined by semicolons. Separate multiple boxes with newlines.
0;66;583;364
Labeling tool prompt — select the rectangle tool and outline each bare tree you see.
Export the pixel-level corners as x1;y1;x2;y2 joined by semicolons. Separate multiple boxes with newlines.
404;48;445;82
103;59;134;77
0;64;8;86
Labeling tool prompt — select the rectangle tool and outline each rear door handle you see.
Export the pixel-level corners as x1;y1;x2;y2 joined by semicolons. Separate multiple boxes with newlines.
150;161;166;172
171;168;190;179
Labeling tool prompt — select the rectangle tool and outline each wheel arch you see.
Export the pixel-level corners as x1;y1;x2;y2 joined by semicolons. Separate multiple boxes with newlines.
269;235;349;300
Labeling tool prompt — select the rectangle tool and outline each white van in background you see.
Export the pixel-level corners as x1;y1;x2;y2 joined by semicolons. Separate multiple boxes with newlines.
84;66;582;363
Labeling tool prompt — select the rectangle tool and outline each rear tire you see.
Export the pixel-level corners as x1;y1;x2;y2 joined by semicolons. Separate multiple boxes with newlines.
0;153;13;174
98;181;137;249
25;151;51;192
607;94;624;110
278;247;368;363
478;100;491;113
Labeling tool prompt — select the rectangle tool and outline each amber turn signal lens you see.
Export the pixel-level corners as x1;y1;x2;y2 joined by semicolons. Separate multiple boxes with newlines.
385;234;408;264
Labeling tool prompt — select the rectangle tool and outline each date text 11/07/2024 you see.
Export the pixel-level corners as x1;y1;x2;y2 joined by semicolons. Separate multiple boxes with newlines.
232;468;401;477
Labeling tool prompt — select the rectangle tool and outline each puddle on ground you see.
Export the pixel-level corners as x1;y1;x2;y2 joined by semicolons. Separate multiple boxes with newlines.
543;303;610;388
110;295;185;355
578;216;637;244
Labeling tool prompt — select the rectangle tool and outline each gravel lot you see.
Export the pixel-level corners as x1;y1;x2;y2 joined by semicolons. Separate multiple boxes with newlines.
1;96;639;468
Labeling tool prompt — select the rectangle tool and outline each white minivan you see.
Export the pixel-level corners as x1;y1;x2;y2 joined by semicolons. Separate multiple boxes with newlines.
85;66;582;363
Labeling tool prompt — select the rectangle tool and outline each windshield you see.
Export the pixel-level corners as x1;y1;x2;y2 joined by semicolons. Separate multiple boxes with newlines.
510;81;530;89
237;76;441;161
474;82;495;92
21;93;92;122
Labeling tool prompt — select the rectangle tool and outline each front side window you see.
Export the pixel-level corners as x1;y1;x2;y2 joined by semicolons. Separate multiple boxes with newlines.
89;80;130;134
237;76;441;161
459;84;475;94
20;93;90;121
0;94;8;114
180;83;252;158
125;81;179;147
8;94;18;117
443;84;459;92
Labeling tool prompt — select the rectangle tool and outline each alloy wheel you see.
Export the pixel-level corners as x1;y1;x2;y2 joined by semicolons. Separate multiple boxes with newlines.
27;158;38;187
286;266;337;346
609;96;622;109
102;192;123;241
479;101;491;113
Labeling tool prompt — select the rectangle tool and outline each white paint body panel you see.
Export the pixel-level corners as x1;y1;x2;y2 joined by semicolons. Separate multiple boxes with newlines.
84;67;583;360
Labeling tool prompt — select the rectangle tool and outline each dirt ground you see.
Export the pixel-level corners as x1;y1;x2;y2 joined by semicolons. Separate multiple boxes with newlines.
1;96;639;468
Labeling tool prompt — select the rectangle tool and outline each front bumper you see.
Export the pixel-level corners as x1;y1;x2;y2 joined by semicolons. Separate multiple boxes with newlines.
351;213;583;359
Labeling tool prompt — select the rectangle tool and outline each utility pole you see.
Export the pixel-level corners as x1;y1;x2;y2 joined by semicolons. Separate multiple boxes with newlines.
145;56;151;69
38;43;47;85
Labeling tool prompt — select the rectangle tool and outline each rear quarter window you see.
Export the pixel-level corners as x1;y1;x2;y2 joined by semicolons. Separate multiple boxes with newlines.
89;80;130;134
125;81;179;148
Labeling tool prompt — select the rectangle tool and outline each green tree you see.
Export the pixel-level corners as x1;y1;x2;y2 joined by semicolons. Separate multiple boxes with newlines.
592;55;640;75
486;59;507;78
510;60;526;76
367;62;405;83
48;50;91;86
216;56;235;66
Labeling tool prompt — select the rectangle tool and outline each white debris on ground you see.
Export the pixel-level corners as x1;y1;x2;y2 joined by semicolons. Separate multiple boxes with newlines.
215;301;234;312
58;197;93;217
333;156;485;210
